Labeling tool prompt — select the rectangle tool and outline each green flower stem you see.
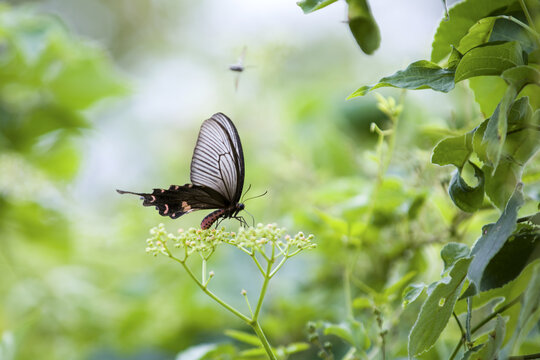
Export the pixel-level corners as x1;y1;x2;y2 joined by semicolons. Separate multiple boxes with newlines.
466;297;472;343
253;244;275;320
166;251;251;323
250;320;277;360
251;254;266;276
201;258;207;285
517;0;536;34
502;15;540;48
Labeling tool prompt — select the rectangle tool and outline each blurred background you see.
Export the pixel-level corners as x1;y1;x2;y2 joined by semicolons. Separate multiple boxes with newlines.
0;0;513;359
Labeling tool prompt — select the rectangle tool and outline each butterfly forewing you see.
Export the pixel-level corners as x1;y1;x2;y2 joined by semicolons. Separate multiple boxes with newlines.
190;113;245;204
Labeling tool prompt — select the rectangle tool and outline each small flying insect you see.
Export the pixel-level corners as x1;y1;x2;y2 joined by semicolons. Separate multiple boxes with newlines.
229;46;247;91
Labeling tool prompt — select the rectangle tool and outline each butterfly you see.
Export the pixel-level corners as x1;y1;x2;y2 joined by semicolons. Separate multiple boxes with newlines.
117;113;248;229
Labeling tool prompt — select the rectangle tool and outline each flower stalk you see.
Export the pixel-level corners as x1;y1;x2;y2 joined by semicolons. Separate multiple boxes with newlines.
146;223;316;360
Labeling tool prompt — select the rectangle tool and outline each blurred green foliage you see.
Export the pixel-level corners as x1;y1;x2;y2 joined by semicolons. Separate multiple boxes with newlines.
1;1;539;360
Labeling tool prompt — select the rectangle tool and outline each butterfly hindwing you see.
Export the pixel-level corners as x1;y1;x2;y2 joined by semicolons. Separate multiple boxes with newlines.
117;184;228;219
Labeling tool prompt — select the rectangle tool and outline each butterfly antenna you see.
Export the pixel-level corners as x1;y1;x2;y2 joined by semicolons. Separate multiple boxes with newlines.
243;190;268;203
241;184;252;202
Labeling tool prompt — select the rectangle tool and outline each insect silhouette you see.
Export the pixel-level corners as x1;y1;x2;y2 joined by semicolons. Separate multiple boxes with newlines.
229;46;247;91
117;113;250;229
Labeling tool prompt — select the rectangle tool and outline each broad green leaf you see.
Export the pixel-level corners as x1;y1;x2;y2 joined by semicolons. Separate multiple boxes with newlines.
224;329;262;347
480;225;540;291
408;257;472;357
457;17;498;54
441;243;470;272
347;0;380;55
483;160;522;210
458;16;537;55
296;0;338;13
448;162;485;213
348;61;455;98
482;84;517;170
467;183;524;293
472;119;489;162
402;283;426;308
431;130;474;168
430;0;515;62
490;17;537;54
446;46;463;69
505;97;540;165
469;76;507;116
501;64;540;91
455;41;524;83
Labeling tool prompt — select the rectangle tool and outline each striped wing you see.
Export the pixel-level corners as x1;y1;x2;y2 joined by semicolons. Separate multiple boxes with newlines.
190;113;245;204
116;184;228;219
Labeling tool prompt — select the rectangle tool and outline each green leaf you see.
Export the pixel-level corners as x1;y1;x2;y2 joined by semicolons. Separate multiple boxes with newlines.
483;159;522;210
501;64;540;91
448;162;485;213
348;61;455;98
455;41;524;83
467;183;524;293
402;283;426;308
441;243;470;272
457;17;498;54
431;131;474;168
430;0;515;62
408;257;472;357
347;0;380;55
480;225;540;291
490;17;537;54
504;97;540;165
472;119;490;162
296;0;338;13
482;83;517;170
224;329;262;347
469;76;507;116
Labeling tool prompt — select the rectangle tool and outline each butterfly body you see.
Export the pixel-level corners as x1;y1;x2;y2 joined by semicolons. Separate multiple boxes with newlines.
201;203;245;229
117;113;247;229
